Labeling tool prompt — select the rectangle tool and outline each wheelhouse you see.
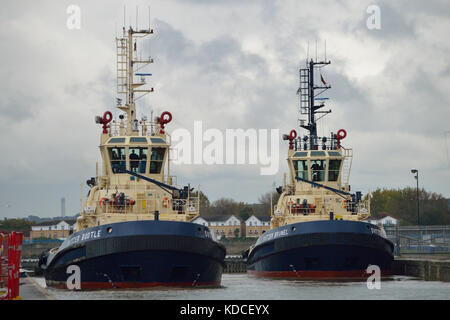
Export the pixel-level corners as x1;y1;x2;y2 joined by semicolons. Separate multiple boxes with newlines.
290;150;344;184
103;136;168;176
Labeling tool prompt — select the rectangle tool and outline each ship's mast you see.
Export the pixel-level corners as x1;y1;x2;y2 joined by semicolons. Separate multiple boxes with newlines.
116;26;154;135
298;59;332;149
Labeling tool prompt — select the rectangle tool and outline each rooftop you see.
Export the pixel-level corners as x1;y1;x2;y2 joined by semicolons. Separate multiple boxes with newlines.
33;219;76;227
196;215;241;222
369;212;397;220
247;215;271;222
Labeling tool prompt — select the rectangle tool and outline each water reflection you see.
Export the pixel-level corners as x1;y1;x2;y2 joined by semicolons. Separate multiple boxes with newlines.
34;274;450;300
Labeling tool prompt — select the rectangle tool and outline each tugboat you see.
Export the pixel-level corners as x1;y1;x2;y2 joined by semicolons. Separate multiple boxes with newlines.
246;58;394;279
39;24;226;289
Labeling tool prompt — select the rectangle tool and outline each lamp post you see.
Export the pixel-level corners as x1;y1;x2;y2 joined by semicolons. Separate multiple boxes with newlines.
411;168;420;226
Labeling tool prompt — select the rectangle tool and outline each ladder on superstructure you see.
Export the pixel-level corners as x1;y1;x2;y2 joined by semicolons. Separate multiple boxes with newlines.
341;147;353;186
116;37;128;95
299;68;310;116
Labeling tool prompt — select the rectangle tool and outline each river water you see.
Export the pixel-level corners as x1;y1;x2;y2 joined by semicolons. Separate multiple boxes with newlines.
33;274;450;300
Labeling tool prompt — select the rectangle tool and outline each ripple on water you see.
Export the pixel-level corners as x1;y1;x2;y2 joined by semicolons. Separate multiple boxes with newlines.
33;274;450;300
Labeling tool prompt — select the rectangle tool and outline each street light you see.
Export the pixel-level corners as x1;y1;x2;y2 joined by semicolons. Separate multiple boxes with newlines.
410;168;420;225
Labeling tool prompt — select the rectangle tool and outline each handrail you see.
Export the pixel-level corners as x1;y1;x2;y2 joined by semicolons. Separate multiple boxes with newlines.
295;176;351;196
116;168;179;195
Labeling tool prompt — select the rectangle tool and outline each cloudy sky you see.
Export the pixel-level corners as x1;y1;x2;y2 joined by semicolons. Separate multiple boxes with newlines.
0;0;449;219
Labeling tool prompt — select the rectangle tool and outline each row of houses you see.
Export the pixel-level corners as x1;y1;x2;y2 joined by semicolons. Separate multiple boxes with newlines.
192;215;271;239
29;215;272;241
29;214;399;241
30;220;77;240
366;214;398;226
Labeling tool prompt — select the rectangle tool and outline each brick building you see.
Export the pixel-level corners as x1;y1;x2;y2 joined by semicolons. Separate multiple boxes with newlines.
245;215;271;237
30;220;77;240
193;215;243;239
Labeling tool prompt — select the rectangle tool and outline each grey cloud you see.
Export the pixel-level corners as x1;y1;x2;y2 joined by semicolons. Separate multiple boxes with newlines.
0;91;40;122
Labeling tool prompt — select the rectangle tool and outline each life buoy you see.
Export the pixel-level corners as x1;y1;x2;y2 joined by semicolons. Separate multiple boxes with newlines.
160;111;172;124
337;129;347;140
103;111;113;124
287;129;297;150
99;197;108;206
289;129;297;140
158;111;172;134
162;197;170;208
335;129;347;149
101;111;113;134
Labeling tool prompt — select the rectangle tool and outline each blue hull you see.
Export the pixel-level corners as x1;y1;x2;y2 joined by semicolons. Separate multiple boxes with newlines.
43;220;226;289
246;220;394;279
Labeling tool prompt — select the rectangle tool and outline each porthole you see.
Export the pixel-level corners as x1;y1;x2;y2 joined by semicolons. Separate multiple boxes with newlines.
107;227;113;234
292;226;296;231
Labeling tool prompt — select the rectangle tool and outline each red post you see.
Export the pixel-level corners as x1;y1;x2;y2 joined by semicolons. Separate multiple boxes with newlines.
0;232;24;300
12;232;23;299
7;233;15;300
0;233;8;299
0;233;4;291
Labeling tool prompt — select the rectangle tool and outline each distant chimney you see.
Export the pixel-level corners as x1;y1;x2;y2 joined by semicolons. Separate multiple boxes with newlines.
61;197;66;218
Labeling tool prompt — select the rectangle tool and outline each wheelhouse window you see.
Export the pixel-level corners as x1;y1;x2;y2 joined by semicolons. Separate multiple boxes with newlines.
149;147;165;174
109;147;126;173
293;160;308;180
129;147;148;174
328;159;342;182
311;159;326;182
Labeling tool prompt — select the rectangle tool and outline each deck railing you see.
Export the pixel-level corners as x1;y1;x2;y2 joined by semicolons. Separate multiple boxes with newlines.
93;196;199;216
384;225;450;255
275;198;369;217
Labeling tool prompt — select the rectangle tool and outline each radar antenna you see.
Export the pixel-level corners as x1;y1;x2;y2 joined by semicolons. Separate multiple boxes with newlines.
115;9;154;134
297;54;332;150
